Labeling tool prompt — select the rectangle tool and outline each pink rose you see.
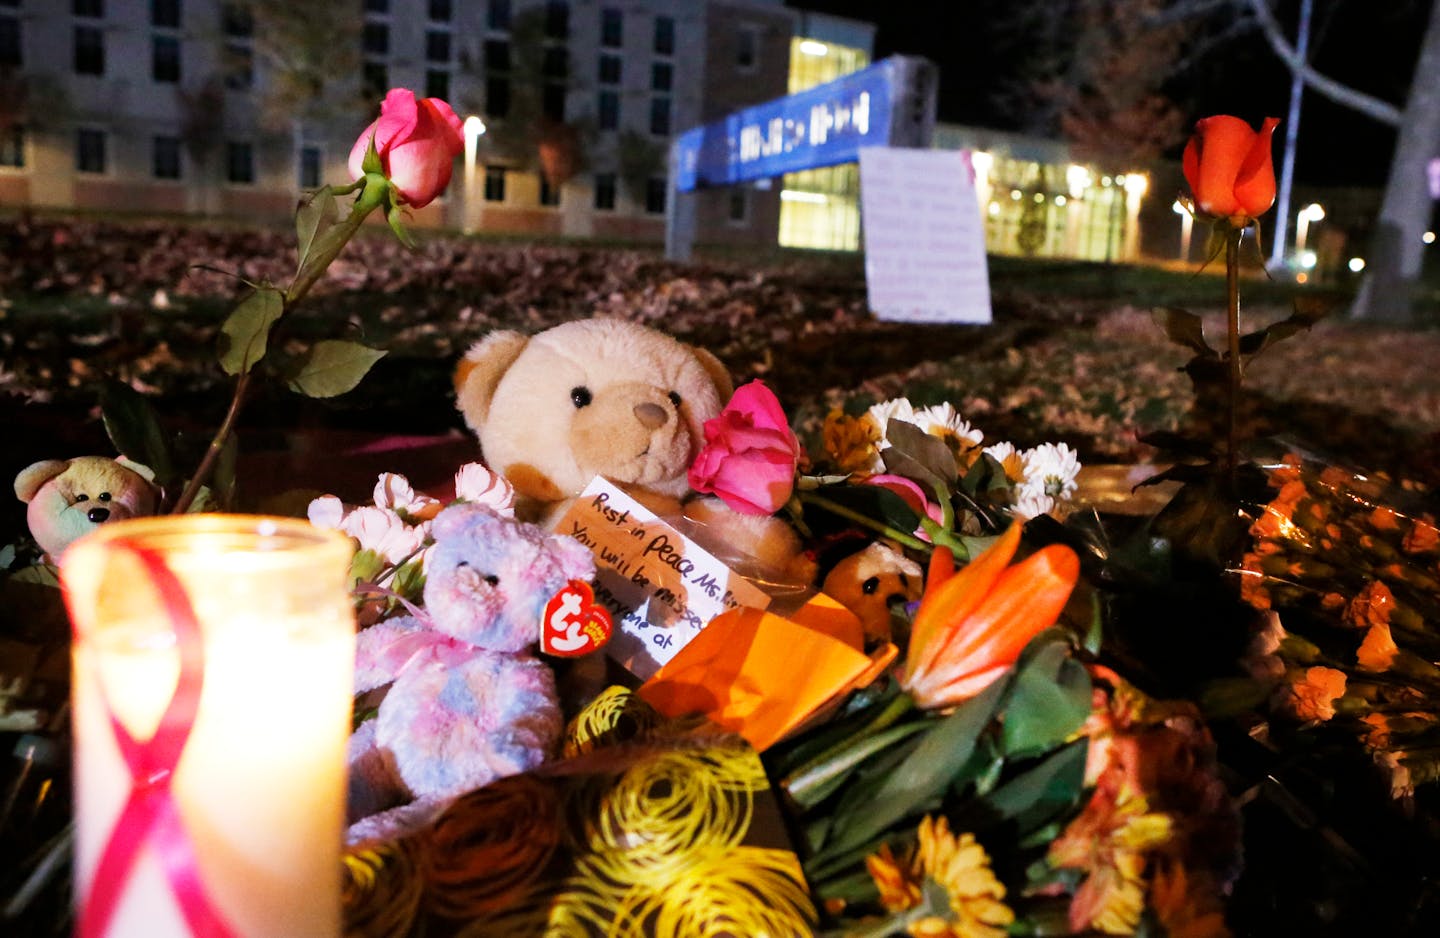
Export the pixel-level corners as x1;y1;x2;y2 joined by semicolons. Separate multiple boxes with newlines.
688;380;800;516
347;88;464;208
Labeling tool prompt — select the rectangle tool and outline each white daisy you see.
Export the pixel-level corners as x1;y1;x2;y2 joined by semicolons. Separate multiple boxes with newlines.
912;402;984;450
865;397;916;445
1019;442;1082;501
982;441;1026;484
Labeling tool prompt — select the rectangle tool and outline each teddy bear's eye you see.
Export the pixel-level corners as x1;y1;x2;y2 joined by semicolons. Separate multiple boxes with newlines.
98;492;112;502
861;576;881;595
75;494;90;503
484;575;500;587
668;391;682;407
571;386;592;408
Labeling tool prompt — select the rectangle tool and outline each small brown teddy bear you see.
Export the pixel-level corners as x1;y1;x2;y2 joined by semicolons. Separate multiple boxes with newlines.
454;318;812;583
14;456;159;559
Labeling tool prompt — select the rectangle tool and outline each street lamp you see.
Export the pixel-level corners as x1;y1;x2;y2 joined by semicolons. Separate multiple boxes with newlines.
462;115;487;235
1173;199;1193;261
1294;202;1324;256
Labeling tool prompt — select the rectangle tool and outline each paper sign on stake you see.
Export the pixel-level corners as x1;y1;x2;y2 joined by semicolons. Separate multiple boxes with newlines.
555;477;771;680
858;146;992;324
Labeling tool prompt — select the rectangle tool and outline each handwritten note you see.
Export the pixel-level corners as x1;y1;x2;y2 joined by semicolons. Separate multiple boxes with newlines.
556;477;772;680
858;146;992;324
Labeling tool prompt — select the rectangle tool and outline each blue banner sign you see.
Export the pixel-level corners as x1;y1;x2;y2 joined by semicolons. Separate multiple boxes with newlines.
673;56;933;192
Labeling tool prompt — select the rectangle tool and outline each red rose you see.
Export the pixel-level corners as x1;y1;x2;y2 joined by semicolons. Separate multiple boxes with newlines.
688;381;800;516
348;88;465;208
1182;115;1280;223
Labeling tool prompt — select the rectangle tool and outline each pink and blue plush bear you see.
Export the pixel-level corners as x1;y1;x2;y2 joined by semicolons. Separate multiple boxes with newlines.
345;502;595;843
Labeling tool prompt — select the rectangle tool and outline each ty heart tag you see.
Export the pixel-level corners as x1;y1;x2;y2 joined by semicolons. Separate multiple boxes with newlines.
541;580;614;657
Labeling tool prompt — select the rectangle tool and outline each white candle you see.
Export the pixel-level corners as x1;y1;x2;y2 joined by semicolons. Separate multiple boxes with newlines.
62;515;356;938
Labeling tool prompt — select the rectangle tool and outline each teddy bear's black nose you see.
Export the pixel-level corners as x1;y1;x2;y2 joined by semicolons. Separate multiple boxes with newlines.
634;402;669;430
87;507;111;523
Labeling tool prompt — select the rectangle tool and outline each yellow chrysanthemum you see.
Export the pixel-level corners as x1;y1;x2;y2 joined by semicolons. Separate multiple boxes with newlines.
865;816;1014;938
823;408;882;475
866;843;923;913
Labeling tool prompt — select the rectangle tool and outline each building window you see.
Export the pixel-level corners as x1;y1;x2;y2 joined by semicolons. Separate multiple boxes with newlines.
425;69;449;101
539;174;560;206
649;96;670;136
487;0;510;31
151;0;180;28
542;45;567;79
74;25;104;75
543;84;565;121
153;135;182;179
653;16;673;56
221;3;252;36
224;42;252;89
651;61;671;91
597;91;618;131
76;128;106;174
362;22;388;56
226;140;254;184
298;145;321;188
428;0;451;21
152;34;180;83
484;39;509;72
598;54;620;85
736;25;758;71
485;77;510;117
644;175;666;214
0;126;24;169
363;0;387;13
728;189;749;223
544;1;568;39
362;61;388;99
483;165;505;201
73;0;104;17
425;30;450;62
593;172;616;211
600;8;622;48
0;15;19;68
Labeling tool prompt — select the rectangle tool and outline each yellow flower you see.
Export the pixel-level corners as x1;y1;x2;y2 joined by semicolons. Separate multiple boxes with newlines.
823;407;882;475
866;843;922;913
865;816;1014;938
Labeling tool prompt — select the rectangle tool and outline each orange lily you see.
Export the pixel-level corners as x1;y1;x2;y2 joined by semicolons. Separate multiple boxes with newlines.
901;524;1080;709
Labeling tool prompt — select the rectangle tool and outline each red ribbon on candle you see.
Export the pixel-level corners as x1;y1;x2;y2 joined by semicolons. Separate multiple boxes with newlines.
77;544;238;938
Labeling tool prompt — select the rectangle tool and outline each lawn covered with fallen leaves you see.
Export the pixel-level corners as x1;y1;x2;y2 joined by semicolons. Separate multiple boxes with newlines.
3;215;1439;542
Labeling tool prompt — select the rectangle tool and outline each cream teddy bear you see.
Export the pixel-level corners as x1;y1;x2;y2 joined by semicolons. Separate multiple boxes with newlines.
454;318;811;584
14;456;158;559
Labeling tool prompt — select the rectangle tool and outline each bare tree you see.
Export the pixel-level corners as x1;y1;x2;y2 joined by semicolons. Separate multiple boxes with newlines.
1242;0;1440;323
233;0;361;130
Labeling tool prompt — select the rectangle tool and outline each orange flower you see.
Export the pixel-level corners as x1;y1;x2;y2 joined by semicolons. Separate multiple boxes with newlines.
1181;115;1280;225
1274;666;1346;722
900;525;1080;710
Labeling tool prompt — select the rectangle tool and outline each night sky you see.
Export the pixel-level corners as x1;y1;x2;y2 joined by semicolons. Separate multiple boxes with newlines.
788;0;1429;188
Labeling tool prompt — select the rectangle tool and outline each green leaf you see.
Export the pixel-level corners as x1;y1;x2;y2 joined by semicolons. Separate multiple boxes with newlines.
209;432;240;511
1001;639;1092;758
971;739;1087;834
295;185;337;273
1152;307;1214;358
819;674;1011;859
218;286;284;376
804;483;921;538
98;378;176;483
385;202;416;249
881;419;958;493
286;340;387;398
361;133;383;176
1238;293;1332;359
